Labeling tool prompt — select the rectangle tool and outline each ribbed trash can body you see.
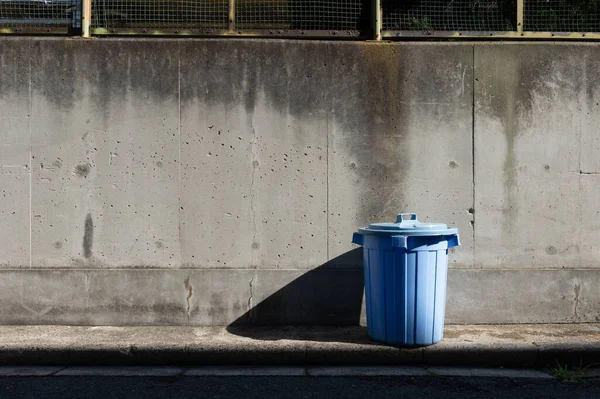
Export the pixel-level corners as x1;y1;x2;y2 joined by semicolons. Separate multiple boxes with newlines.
352;213;460;346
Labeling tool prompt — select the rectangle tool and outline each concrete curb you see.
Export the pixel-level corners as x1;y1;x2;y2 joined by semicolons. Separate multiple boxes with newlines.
0;366;557;379
0;324;599;367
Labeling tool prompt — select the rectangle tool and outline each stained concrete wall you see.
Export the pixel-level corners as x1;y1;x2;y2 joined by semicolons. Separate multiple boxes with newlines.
0;38;598;325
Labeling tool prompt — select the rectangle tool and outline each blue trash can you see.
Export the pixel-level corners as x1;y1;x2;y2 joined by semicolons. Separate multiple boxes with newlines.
352;213;460;346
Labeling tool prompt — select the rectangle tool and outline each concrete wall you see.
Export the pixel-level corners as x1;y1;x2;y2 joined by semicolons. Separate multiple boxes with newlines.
0;38;598;325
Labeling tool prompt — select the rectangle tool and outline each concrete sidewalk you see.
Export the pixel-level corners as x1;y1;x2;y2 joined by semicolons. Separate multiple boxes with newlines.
0;324;599;367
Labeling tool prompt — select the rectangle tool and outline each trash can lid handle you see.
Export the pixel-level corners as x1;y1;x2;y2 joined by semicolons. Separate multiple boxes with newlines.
396;213;418;223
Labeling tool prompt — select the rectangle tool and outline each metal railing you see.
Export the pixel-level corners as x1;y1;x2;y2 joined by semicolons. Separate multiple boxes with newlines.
90;1;371;37
524;0;600;34
382;0;600;39
1;0;600;38
91;0;229;34
383;0;516;36
0;0;80;33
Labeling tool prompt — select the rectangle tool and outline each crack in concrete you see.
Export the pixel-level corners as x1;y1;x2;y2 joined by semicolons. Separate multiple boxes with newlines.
126;223;151;257
184;275;193;323
247;276;254;320
579;170;600;175
574;284;581;320
49;367;67;376
249;118;258;267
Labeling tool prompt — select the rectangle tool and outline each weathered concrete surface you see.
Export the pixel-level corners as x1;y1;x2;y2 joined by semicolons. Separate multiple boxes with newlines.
0;324;598;367
0;365;557;378
1;38;600;325
474;43;600;269
0;40;30;267
0;268;363;325
445;269;600;324
54;367;185;376
0;268;598;325
27;40;181;268
425;367;551;378
0;269;253;325
184;367;305;376
327;43;474;268
306;366;429;376
1;39;473;270
179;41;328;269
0;367;64;376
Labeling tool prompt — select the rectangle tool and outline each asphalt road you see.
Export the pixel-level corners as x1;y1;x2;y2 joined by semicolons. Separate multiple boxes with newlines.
0;376;599;399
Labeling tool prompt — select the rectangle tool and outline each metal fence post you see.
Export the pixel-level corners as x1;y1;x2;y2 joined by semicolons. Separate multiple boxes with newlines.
373;0;382;40
82;0;92;37
517;0;524;34
229;0;236;33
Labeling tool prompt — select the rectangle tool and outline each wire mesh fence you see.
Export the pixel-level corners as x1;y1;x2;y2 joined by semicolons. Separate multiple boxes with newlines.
4;0;600;37
382;0;516;34
235;0;370;32
524;0;600;32
92;0;229;31
91;0;370;34
0;0;81;32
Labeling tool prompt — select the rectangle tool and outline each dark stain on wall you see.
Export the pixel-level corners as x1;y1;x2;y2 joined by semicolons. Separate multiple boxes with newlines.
0;39;31;107
476;46;532;237
73;163;91;178
83;213;94;259
327;43;410;226
476;45;600;238
179;40;328;119
30;40;78;111
27;40;179;124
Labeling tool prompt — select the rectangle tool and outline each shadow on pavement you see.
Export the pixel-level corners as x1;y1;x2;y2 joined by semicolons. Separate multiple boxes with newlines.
226;249;373;344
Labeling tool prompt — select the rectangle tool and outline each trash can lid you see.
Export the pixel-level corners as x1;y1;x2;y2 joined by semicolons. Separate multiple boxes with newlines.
358;213;458;236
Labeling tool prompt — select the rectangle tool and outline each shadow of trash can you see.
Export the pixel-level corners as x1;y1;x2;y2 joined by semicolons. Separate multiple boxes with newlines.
352;213;460;346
